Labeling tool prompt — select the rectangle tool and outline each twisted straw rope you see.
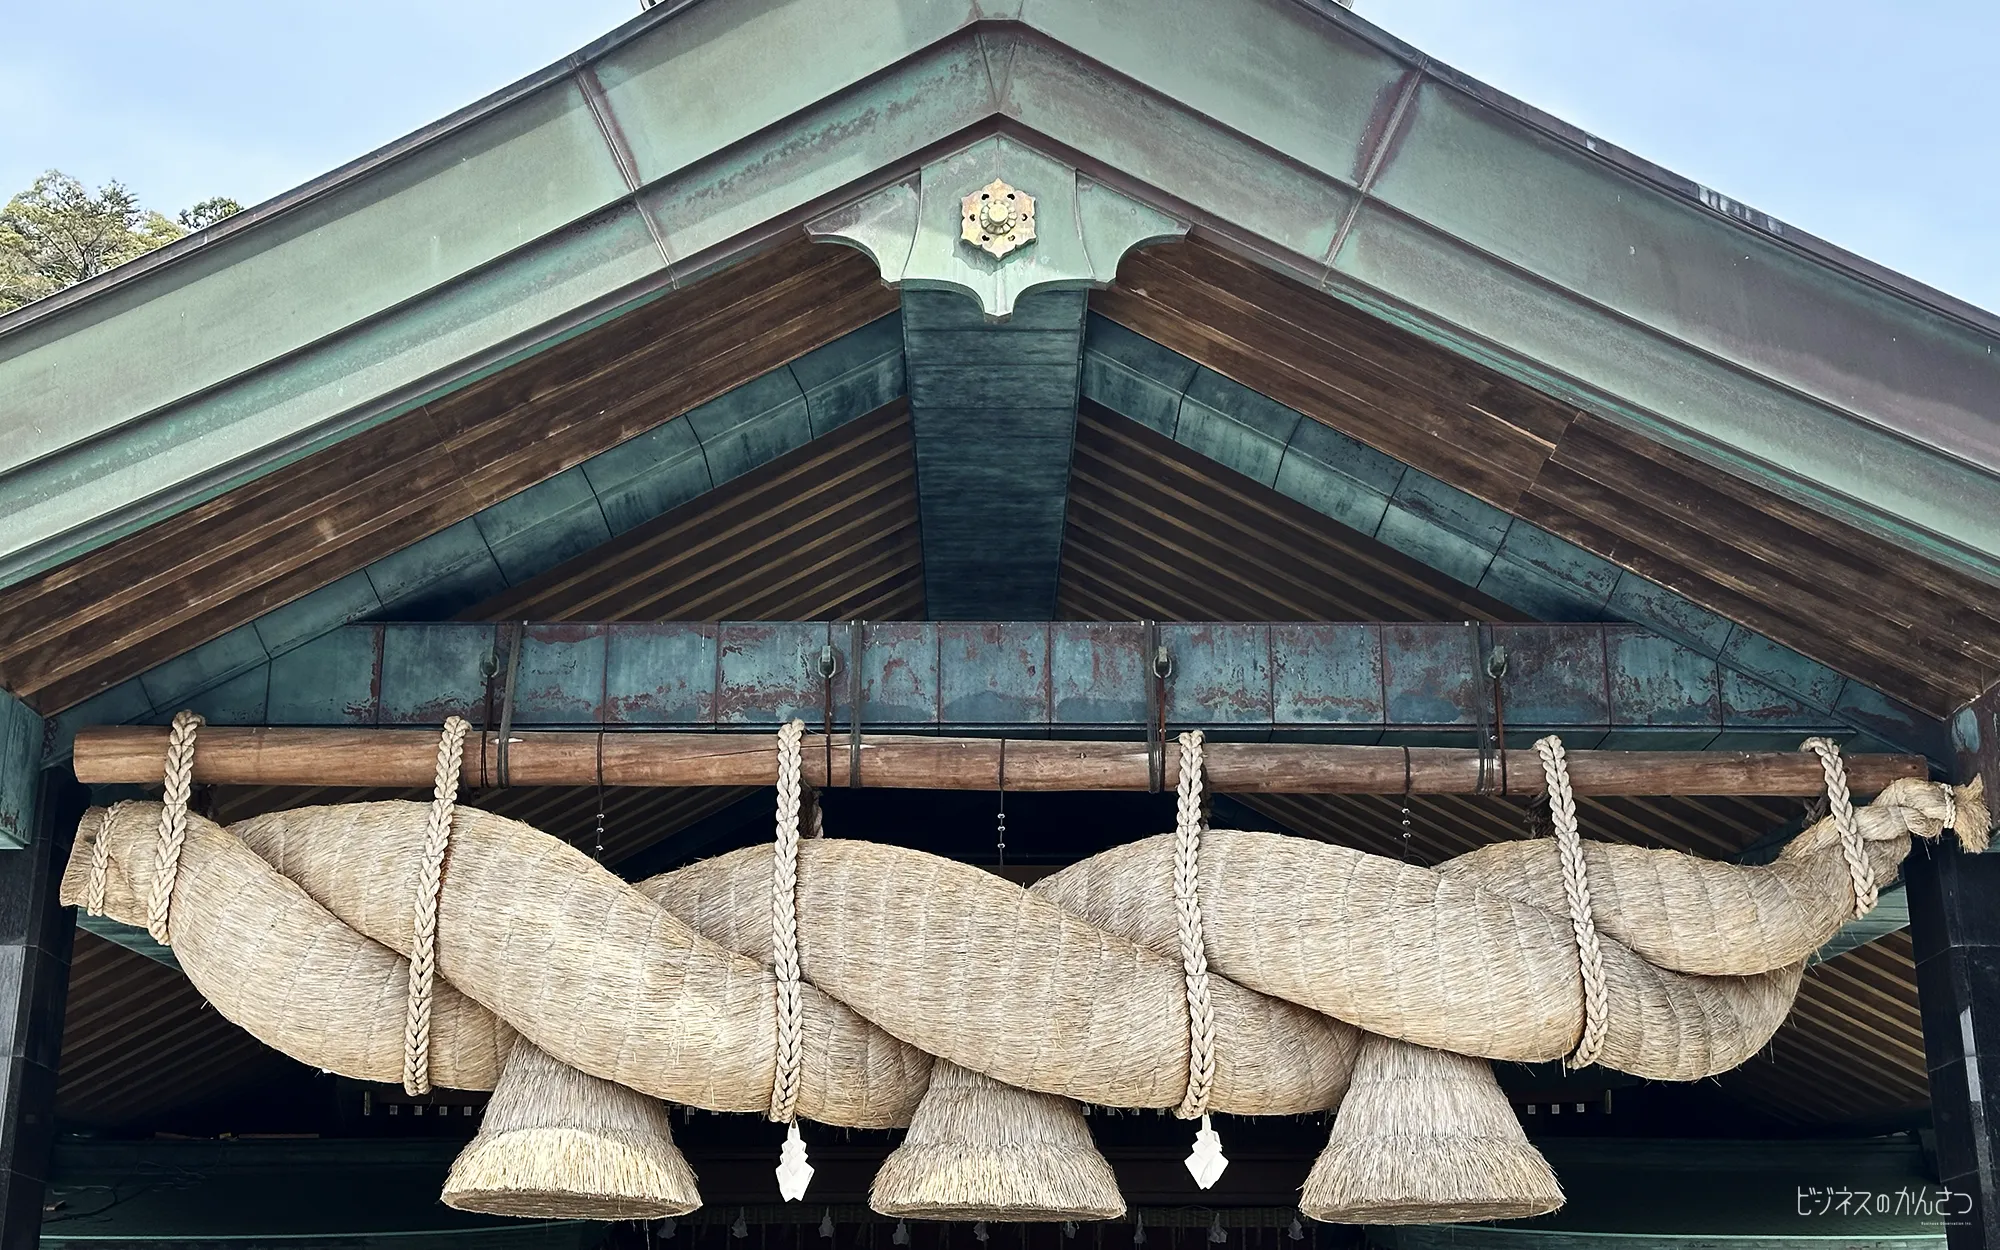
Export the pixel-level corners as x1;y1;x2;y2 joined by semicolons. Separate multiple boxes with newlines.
146;710;204;946
1801;737;1876;919
84;806;113;917
1535;735;1607;1070
770;719;807;1124
403;716;469;1097
1174;730;1217;1119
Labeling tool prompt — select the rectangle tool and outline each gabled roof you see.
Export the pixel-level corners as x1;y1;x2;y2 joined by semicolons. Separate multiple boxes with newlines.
3;0;1998;596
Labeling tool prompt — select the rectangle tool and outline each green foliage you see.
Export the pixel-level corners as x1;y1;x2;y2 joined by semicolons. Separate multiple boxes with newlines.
178;196;244;231
0;171;241;314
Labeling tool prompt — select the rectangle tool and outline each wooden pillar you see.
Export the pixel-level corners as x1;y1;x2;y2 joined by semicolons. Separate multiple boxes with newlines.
0;692;76;1250
1911;694;2000;1250
1909;844;2000;1249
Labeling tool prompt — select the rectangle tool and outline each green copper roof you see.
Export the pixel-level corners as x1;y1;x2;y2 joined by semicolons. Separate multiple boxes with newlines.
3;0;1997;592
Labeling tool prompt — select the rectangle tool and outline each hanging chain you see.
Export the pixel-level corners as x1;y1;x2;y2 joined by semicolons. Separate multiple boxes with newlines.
1398;746;1414;863
996;739;1008;867
593;731;608;862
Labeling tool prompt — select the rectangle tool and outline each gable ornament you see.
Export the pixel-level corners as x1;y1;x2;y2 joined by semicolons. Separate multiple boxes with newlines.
961;179;1035;259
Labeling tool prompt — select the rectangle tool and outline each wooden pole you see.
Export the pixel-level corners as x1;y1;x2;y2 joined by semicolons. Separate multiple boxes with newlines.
69;726;1930;796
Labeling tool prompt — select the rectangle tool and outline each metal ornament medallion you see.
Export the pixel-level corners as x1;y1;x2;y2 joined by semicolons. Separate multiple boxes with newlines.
961;179;1035;259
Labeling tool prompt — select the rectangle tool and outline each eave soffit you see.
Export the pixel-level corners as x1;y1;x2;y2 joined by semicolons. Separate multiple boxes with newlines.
2;0;1998;599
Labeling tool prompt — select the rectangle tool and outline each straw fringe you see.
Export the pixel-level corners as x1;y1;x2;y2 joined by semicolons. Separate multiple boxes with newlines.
870;1062;1124;1222
445;1038;700;1220
1301;1036;1563;1225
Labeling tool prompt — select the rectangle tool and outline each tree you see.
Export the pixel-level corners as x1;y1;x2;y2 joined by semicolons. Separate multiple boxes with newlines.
179;196;244;231
0;171;240;314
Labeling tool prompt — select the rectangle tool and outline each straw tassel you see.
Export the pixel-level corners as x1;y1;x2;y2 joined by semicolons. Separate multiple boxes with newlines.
869;1061;1124;1221
443;1038;701;1219
1299;1034;1563;1224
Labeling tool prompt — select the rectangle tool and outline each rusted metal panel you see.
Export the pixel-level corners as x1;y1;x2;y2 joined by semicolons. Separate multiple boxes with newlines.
267;627;382;727
1492;622;1610;737
1599;628;1722;752
1162;623;1272;731
46;620;1890;750
174;667;270;731
1835;682;1951;763
940;623;1050;732
1270;623;1384;736
1380;623;1481;730
0;690;41;848
906;286;1086;620
512;624;609;726
1719;669;1841;752
1952;684;2000;804
848;622;939;730
604;623;716;726
377;624;499;726
715;623;828;726
1051;622;1148;729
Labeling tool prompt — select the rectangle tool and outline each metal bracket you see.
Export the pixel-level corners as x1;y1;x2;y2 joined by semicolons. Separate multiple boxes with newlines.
495;621;525;789
817;639;841;792
1145;622;1174;793
847;621;865;788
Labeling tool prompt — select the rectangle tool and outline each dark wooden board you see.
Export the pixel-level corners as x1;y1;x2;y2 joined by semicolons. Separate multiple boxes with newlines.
1059;402;1525;625
1094;240;1574;511
468;399;923;623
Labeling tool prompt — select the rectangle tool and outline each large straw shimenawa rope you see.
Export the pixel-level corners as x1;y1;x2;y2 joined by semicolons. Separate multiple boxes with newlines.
63;728;1987;1207
65;759;1983;1114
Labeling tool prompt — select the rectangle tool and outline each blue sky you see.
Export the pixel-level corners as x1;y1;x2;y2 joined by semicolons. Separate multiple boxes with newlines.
3;1;1994;312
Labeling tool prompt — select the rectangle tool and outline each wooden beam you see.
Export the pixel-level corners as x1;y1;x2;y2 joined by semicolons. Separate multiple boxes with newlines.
71;726;1927;796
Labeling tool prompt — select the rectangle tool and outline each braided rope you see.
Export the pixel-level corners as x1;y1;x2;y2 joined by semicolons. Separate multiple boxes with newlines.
85;806;113;916
1173;730;1217;1119
402;716;470;1097
770;719;807;1124
1535;735;1607;1070
146;711;204;945
1801;737;1875;919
